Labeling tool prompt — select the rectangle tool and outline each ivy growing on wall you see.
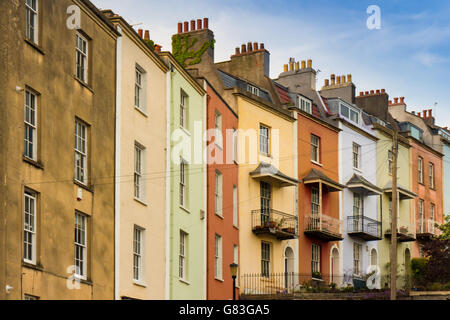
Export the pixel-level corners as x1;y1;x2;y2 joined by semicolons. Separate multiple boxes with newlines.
172;34;215;67
144;39;155;51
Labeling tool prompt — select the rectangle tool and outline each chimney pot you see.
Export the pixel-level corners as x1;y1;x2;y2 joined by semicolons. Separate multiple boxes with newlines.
428;109;432;117
381;89;385;93
347;74;352;83
177;23;182;34
241;44;246;53
423;110;427;118
203;18;209;29
235;47;240;55
394;97;399;104
370;90;374;95
283;64;288;72
400;97;405;104
389;100;392;105
184;21;189;32
365;91;369;95
376;89;380;94
341;75;346;83
325;79;330;87
418;112;421;117
295;62;299;71
301;60;306;69
190;20;196;31
307;59;312;68
138;29;143;38
331;74;336;85
260;43;265;49
247;42;253;52
144;30;150;40
359;91;364;96
289;62;294;71
336;76;341;85
154;44;162;53
253;42;258;51
197;19;202;30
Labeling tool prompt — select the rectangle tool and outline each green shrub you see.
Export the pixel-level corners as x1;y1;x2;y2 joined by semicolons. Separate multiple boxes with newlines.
411;257;428;285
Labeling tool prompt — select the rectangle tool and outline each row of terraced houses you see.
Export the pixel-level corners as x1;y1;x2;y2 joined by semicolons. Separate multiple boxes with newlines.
1;0;449;300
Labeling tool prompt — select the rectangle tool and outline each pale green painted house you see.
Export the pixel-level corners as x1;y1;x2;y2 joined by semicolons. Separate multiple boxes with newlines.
160;52;207;300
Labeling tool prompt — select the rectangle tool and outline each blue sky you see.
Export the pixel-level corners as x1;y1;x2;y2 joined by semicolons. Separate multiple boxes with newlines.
92;0;450;127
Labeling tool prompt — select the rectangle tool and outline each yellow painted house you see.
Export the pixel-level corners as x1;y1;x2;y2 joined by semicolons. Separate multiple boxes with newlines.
216;44;298;294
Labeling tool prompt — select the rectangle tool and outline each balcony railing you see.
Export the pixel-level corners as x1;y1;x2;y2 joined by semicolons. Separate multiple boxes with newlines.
252;209;298;240
304;214;343;241
384;219;415;242
416;219;440;240
347;215;382;241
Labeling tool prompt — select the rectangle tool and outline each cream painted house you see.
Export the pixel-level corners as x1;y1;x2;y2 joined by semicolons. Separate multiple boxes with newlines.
105;12;169;300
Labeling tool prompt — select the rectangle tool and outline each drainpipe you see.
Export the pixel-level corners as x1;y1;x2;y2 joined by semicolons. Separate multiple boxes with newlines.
114;25;123;301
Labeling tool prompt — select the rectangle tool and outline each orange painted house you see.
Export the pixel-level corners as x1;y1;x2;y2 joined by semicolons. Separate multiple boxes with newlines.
276;60;343;283
205;80;239;300
410;138;443;256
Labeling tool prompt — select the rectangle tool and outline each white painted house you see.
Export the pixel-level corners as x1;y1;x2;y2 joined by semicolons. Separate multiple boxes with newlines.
326;98;382;288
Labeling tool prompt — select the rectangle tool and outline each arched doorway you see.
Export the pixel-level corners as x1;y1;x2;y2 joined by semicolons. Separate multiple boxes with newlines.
370;248;378;267
284;247;294;291
331;247;340;285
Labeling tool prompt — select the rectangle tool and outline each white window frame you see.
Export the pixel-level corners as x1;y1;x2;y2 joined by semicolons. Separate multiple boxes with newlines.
388;150;393;175
74;212;87;280
261;241;271;278
134;66;146;112
179;230;188;280
312;244;321;275
180;90;188;129
214;111;223;148
74;120;88;185
429;162;435;189
259;124;270;155
299;96;312;114
233;245;239;286
24;191;37;265
352;143;361;170
180;158;187;208
133;226;145;282
353;243;362;276
418;156;424;184
134;143;145;201
76;33;88;83
24;89;37;161
232;128;238;163
233;185;238;227
340;103;359;124
247;84;260;96
215;171;223;217
311;134;320;163
215;234;223;280
25;0;38;44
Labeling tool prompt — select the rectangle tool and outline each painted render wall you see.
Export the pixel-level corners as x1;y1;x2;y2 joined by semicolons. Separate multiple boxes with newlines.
339;121;379;279
116;25;167;300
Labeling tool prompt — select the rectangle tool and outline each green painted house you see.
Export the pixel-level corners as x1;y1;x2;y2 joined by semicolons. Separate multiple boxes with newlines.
159;52;207;300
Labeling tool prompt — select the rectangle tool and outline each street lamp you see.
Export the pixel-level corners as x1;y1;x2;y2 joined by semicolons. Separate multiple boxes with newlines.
229;263;238;300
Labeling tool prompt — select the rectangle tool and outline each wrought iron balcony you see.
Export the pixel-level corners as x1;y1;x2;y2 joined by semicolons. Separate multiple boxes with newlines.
251;209;298;240
416;219;440;240
384;219;415;242
304;214;343;241
347;215;382;241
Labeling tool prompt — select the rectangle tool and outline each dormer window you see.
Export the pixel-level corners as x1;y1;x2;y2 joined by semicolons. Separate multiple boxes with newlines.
298;96;312;114
340;103;359;124
247;84;260;96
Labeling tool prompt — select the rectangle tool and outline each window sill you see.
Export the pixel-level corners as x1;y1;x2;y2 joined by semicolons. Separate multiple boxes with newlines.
215;143;223;150
23;156;44;170
133;280;148;288
215;213;224;220
260;152;272;159
311;160;323;167
311;277;324;282
134;197;148;207
233;225;239;230
179;278;190;285
353;167;362;173
74;76;94;93
78;278;93;286
74;180;94;193
180;126;191;136
22;261;44;271
24;38;45;55
134;106;149;118
180;206;191;214
215;278;224;283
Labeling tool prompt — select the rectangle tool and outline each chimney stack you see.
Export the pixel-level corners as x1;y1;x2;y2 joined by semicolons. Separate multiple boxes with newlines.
138;29;143;38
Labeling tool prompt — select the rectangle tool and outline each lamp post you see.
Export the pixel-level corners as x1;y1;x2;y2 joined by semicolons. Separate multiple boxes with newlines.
229;263;238;300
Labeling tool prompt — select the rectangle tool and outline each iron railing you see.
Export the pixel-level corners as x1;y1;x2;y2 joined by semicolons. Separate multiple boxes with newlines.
251;209;298;239
347;215;382;240
305;214;343;239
